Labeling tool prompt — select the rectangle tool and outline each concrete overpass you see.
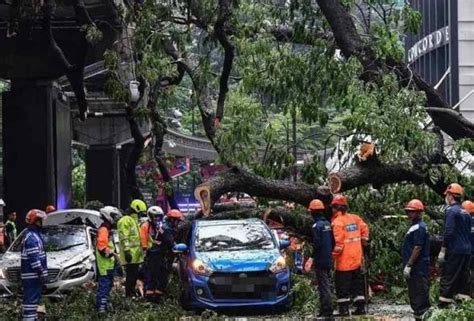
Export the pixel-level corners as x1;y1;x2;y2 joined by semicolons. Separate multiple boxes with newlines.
0;0;123;218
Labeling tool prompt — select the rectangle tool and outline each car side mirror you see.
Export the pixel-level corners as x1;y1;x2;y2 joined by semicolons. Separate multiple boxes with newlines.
279;240;290;250
173;243;188;253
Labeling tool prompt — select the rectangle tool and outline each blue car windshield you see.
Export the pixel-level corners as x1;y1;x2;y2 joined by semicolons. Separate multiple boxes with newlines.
195;222;275;252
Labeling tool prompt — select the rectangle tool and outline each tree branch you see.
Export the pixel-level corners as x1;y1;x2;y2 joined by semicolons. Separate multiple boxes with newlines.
196;166;332;208
316;0;474;140
163;40;218;149
214;0;235;122
124;107;145;200
147;82;180;210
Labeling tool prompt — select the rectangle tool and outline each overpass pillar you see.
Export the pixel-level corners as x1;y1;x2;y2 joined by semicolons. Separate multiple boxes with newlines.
2;80;72;223
85;145;121;207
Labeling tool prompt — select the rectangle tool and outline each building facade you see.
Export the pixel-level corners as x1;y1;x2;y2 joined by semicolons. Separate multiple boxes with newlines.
406;0;474;122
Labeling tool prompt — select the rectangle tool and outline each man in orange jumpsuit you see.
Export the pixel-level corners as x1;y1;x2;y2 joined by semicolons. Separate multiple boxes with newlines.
331;194;369;316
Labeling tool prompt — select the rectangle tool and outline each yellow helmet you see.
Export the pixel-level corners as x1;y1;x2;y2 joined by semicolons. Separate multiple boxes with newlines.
130;199;147;214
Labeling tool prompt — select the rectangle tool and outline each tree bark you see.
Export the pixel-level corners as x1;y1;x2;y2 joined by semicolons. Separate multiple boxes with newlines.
195;166;332;208
214;0;235;122
42;0;93;121
147;45;189;210
124;107;145;200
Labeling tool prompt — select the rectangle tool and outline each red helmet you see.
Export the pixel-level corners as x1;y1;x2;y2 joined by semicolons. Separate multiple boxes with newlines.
444;183;464;196
308;199;325;211
25;209;47;225
462;200;474;214
167;209;184;221
45;205;56;214
331;195;348;207
404;199;424;212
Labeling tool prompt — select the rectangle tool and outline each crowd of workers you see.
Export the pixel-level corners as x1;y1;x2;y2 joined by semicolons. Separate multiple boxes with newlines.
309;182;473;320
10;200;184;320
3;181;473;320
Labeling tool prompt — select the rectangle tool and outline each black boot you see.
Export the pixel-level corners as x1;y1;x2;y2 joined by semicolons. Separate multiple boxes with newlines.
353;303;366;315
338;303;350;316
317;311;334;319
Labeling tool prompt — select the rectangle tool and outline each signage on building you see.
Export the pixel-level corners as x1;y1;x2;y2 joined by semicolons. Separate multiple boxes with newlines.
407;26;450;63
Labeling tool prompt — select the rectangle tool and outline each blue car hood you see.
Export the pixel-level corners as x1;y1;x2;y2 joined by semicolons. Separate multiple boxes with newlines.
196;250;281;272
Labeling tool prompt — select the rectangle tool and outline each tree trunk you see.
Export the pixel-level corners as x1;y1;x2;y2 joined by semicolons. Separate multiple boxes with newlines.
124;108;145;200
195;166;332;212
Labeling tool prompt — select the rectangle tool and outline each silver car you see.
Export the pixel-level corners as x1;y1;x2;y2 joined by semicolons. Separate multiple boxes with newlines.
0;210;101;297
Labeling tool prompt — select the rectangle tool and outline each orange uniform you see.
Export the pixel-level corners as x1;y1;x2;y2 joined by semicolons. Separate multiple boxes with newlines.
331;212;369;271
140;222;151;250
97;226;113;256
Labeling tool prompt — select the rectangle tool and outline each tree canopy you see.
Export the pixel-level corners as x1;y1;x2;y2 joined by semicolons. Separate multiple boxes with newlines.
98;0;473;205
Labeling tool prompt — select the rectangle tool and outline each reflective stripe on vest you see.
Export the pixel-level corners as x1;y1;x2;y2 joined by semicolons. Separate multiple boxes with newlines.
344;237;361;243
96;239;115;276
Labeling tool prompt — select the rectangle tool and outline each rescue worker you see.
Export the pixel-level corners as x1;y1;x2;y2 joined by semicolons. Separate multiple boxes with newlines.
21;209;48;321
117;199;146;297
4;211;17;248
96;206;122;314
438;183;472;306
155;209;184;294
331;195;369;316
402;199;431;320
140;206;165;302
45;205;56;214
461;200;474;297
309;199;334;318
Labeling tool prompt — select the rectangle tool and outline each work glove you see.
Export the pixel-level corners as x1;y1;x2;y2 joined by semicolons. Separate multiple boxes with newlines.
124;251;132;263
438;247;446;265
112;252;121;265
403;265;412;279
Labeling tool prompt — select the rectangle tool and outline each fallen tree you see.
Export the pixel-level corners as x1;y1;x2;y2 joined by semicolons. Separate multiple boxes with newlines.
195;145;451;209
113;0;470;210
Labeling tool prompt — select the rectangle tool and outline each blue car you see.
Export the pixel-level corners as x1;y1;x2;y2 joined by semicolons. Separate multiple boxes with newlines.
175;218;291;310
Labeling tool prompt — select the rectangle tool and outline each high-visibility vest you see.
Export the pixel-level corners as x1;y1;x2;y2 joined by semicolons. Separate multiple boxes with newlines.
117;214;144;265
331;212;369;271
95;226;115;276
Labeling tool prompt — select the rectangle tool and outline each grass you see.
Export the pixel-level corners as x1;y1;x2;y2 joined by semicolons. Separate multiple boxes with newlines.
0;273;472;320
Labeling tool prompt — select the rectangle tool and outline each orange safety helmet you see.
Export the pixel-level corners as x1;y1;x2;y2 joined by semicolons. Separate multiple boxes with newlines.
25;209;47;225
167;209;184;221
331;195;348;207
308;199;325;211
404;199;424;212
45;205;56;214
462;200;474;214
444;183;464;196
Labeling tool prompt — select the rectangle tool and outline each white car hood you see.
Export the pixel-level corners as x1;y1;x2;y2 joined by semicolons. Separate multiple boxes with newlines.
0;248;94;269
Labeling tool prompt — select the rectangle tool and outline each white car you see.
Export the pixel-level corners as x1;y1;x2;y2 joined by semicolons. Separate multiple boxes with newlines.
0;209;104;297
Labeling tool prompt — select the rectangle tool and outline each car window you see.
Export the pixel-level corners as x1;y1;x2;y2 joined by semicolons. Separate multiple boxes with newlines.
9;227;87;252
195;222;275;252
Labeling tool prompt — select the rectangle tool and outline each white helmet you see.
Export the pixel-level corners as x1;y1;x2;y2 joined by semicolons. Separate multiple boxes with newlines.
100;206;122;225
147;206;164;219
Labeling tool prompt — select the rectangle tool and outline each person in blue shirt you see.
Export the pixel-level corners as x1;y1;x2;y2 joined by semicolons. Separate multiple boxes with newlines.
438;183;472;306
21;209;48;321
461;200;474;297
155;209;184;295
309;199;334;318
402;199;431;320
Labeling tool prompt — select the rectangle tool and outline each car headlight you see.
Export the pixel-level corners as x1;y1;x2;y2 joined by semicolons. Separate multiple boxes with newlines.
191;259;213;276
269;256;287;274
0;268;5;279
